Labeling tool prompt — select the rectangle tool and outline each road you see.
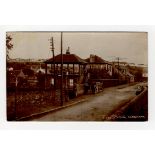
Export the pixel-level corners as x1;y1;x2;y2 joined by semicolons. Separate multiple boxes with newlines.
31;83;146;121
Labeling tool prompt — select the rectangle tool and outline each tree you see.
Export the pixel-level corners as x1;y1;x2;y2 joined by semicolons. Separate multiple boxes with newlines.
6;34;13;60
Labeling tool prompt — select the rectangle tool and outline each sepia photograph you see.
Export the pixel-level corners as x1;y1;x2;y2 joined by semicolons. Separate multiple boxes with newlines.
1;1;155;155
6;31;148;121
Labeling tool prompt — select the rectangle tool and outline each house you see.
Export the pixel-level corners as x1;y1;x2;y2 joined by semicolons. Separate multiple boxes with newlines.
112;61;134;83
7;69;27;88
142;67;148;81
85;54;113;79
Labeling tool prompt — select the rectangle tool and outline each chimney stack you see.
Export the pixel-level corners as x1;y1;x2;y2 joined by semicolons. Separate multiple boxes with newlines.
66;46;70;54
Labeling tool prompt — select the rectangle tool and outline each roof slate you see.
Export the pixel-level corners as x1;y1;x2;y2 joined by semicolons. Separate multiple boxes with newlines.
45;54;87;64
85;55;109;64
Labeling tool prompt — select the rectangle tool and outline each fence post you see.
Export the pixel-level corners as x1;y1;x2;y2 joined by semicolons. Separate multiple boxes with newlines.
14;76;18;120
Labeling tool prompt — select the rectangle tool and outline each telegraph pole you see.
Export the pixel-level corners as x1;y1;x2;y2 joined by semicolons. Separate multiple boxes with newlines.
60;32;63;106
109;56;127;84
50;37;56;89
117;57;119;70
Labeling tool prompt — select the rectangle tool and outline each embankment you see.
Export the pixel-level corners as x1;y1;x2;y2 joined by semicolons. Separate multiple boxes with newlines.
104;87;148;121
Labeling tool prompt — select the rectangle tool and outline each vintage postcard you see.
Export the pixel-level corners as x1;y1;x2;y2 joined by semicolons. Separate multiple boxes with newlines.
6;31;148;121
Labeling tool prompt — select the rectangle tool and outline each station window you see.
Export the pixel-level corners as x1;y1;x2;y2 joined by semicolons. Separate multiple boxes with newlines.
69;79;74;86
51;78;54;85
69;64;73;73
74;64;79;73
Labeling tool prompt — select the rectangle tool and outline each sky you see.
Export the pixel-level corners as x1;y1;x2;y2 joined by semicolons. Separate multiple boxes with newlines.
7;32;148;65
